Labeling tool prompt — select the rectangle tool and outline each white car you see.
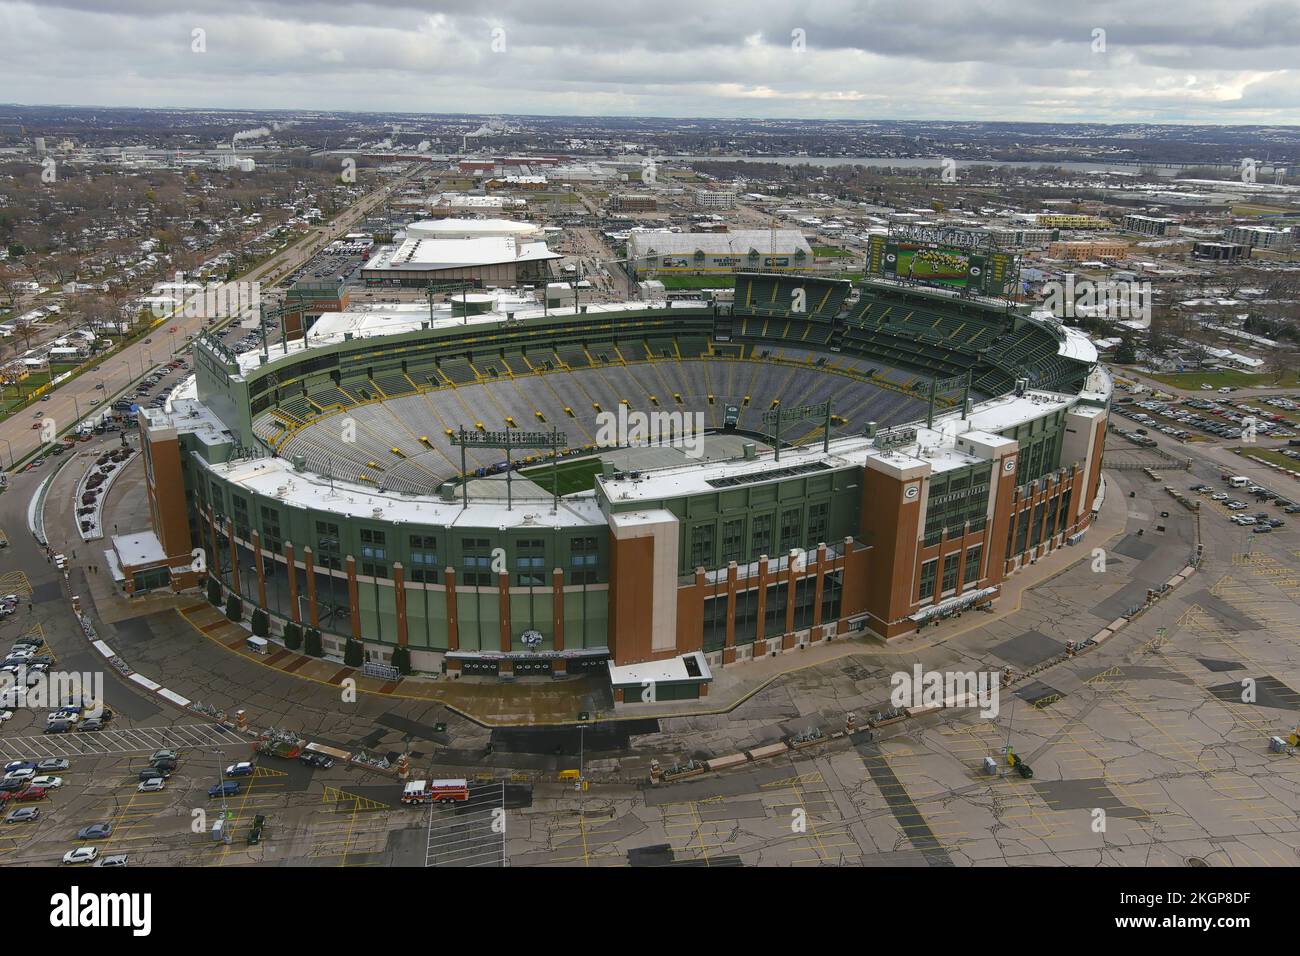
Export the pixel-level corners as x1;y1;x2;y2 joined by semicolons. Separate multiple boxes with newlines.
137;778;165;793
29;775;62;789
62;847;99;865
0;711;11;723
1210;492;1229;501
46;711;79;724
3;768;34;782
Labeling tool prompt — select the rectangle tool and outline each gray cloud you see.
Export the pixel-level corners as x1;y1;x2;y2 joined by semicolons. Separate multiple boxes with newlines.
2;0;1299;121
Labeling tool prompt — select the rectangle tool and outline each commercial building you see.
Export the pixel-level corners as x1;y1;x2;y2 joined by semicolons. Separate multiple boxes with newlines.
628;230;817;276
1047;240;1130;262
692;186;737;209
360;226;561;288
1036;214;1113;230
1121;215;1181;238
611;194;658;212
1225;225;1294;251
1192;241;1248;261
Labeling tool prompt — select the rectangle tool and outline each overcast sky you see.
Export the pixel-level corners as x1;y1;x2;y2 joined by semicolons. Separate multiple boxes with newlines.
2;0;1300;123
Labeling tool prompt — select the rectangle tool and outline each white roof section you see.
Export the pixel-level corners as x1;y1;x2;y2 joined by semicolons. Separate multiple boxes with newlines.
406;218;540;241
1059;325;1099;364
111;531;166;567
201;455;605;530
231;299;710;378
599;387;1099;504
366;235;561;272
607;652;712;687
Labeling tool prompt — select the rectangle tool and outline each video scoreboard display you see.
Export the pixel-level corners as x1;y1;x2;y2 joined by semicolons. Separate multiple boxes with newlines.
867;233;1016;297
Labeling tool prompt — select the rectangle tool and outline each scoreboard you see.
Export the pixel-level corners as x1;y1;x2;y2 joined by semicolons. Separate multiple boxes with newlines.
867;234;1016;297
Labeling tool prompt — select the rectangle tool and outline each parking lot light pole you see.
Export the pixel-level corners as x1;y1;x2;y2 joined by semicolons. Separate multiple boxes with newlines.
0;437;11;470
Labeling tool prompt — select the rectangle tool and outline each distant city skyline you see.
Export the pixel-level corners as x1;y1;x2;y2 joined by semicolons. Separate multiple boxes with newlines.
1;0;1299;125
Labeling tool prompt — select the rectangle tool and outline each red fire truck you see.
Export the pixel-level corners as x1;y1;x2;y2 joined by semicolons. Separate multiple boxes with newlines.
401;778;470;805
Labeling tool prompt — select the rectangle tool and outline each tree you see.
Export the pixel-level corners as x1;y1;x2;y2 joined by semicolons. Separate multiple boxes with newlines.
1115;338;1137;365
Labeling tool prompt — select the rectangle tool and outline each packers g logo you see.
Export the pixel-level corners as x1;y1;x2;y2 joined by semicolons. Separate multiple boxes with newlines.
904;485;920;500
1004;458;1017;474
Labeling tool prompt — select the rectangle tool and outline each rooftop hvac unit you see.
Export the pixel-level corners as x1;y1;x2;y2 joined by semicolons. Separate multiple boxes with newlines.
292;455;306;471
438;482;457;501
601;461;615;479
372;508;383;519
864;421;878;438
742;442;756;460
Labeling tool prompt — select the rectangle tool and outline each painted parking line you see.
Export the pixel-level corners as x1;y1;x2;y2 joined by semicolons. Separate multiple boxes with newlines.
425;784;505;867
0;722;246;760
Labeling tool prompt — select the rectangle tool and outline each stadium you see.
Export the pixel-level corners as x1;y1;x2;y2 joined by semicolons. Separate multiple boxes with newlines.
134;272;1110;702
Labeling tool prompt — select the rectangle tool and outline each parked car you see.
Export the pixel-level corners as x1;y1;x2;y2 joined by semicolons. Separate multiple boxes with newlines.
15;786;49;801
29;775;62;789
95;853;129;868
150;750;179;764
299;752;334;769
61;846;99;865
44;720;73;735
138;768;167;782
224;762;254;777
36;758;69;772
4;807;39;823
77;823;113;839
137;778;165;793
209;781;241;798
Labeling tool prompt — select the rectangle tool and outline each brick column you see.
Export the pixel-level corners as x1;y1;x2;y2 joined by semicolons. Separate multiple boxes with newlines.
283;541;298;623
551;568;565;674
393;561;408;647
206;510;218;580
252;529;267;610
810;543;827;640
723;561;738;664
444;567;459;652
498;571;511;654
784;554;797;636
754;556;769;652
346;555;360;640
954;524;970;595
226;520;240;596
303;546;319;629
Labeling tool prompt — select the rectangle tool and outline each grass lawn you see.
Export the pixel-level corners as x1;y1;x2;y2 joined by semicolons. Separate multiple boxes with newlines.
519;457;605;495
1231;446;1300;471
1230;204;1297;217
812;246;856;258
655;275;735;290
1146;369;1300;389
